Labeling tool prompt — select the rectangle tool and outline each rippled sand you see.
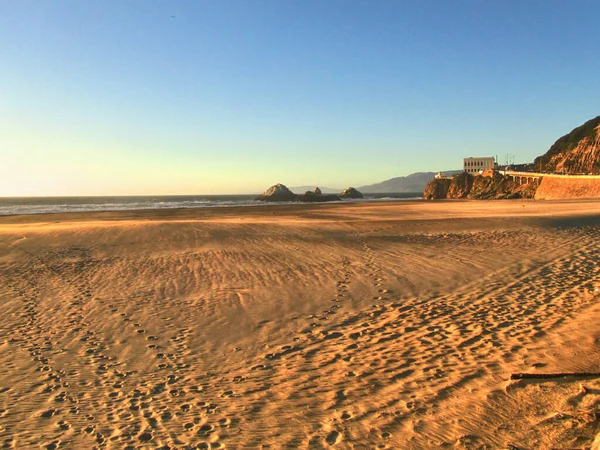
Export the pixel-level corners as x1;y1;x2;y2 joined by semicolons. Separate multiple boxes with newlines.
1;199;600;449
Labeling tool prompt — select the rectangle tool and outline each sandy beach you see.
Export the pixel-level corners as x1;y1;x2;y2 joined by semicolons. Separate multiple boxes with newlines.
1;199;600;449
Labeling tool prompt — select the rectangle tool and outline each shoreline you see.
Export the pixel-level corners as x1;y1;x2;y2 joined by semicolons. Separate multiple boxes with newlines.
2;197;600;225
0;195;423;219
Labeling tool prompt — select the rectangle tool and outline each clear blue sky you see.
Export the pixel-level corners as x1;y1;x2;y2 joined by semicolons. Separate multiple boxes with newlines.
1;0;599;195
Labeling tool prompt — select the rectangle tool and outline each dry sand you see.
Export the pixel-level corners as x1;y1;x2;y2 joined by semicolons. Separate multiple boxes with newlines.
1;199;600;449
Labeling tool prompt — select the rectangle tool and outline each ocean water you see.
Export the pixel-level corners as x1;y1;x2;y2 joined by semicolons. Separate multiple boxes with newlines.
0;193;422;216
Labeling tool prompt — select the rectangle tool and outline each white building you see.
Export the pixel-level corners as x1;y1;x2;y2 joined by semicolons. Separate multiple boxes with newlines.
463;157;495;174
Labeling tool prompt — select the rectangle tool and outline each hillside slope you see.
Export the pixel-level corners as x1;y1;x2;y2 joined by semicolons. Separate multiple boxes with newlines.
360;170;461;193
534;116;600;174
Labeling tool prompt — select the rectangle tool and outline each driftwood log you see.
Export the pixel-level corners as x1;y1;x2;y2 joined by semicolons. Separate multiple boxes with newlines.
510;372;600;380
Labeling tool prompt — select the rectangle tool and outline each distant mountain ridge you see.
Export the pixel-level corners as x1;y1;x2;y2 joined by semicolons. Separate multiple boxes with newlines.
359;170;461;193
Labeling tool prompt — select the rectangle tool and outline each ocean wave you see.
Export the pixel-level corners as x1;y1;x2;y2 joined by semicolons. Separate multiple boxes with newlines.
0;195;421;216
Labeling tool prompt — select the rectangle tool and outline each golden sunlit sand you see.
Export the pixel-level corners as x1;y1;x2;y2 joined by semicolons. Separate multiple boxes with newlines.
1;199;600;449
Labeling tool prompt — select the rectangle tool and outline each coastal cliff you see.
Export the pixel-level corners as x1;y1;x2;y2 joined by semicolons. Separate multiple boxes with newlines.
424;171;537;200
423;178;452;200
425;115;600;200
534;116;600;174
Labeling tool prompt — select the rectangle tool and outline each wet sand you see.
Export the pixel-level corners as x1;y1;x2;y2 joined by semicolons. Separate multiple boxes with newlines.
1;199;600;449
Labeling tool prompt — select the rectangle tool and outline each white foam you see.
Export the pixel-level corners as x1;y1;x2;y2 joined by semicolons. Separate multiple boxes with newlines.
0;196;421;216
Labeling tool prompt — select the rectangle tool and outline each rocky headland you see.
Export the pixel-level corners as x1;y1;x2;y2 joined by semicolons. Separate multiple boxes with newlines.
425;114;600;200
424;170;538;200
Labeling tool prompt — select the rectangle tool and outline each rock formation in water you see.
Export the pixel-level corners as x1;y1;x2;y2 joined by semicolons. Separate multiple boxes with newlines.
534;116;600;174
257;184;340;202
256;184;298;202
339;187;364;199
297;189;340;202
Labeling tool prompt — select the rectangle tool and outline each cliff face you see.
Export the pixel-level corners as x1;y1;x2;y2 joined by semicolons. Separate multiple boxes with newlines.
424;171;537;200
534;116;600;174
468;172;537;199
423;178;451;199
447;172;473;198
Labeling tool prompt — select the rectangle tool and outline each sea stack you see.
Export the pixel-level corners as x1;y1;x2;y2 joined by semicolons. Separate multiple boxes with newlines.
339;187;364;199
297;187;340;202
256;183;297;202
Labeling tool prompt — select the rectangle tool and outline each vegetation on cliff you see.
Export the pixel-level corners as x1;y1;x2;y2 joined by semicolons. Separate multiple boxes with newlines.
534;115;600;173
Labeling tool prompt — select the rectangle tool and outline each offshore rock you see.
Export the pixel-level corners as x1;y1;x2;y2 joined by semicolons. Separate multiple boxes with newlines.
257;184;340;202
296;191;340;202
257;184;297;202
339;187;364;199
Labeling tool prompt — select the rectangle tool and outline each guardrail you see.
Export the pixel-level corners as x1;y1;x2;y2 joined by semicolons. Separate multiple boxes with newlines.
505;171;600;179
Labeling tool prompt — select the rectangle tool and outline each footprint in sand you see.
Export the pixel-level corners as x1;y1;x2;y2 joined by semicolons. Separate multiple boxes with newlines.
326;430;342;445
197;423;214;436
57;420;71;430
218;417;231;428
40;409;57;418
322;331;344;340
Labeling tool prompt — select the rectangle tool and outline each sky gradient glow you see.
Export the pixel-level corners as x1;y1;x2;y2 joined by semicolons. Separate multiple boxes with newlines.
2;0;600;195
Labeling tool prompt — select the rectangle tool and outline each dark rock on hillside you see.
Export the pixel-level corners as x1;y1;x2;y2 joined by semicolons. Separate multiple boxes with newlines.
257;184;297;202
423;178;451;200
447;172;473;199
534;115;600;174
467;171;521;199
339;187;363;199
424;170;539;200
